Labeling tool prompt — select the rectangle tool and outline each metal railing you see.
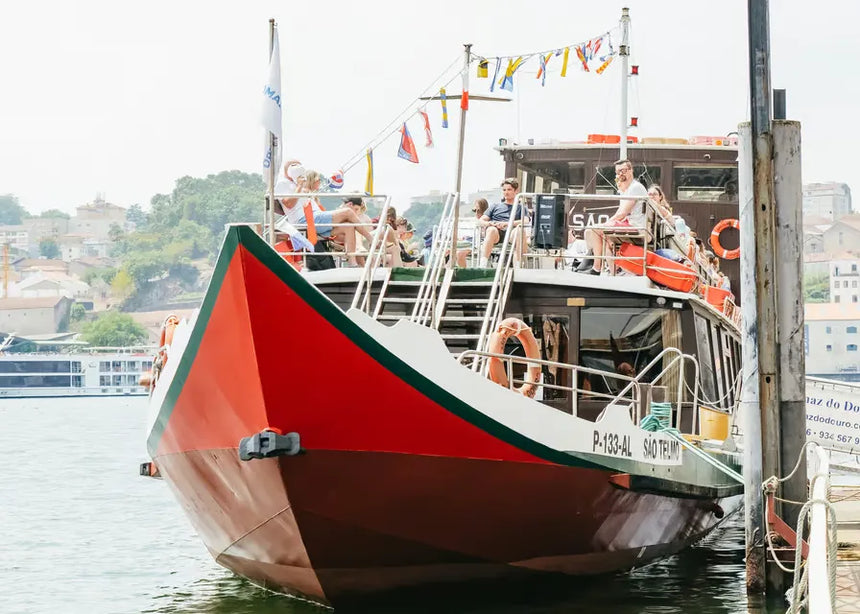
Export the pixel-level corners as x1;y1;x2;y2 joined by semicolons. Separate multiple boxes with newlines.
350;197;395;313
458;349;646;421
411;193;456;326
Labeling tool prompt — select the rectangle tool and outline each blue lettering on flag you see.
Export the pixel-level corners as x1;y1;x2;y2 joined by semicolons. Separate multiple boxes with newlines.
263;86;281;108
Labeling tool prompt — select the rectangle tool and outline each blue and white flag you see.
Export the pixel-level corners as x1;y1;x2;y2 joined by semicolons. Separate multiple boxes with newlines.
262;27;282;173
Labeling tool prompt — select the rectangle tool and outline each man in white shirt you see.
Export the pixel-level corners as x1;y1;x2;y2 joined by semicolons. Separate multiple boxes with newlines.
578;159;649;275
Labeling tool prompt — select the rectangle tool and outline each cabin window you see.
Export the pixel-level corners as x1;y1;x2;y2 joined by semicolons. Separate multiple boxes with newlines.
848;326;858;334
112;375;122;386
849;345;858;352
566;162;586;193
710;322;726;408
0;375;71;388
71;361;82;373
673;166;738;202
694;315;718;402
578;306;672;395
595;164;662;195
826;326;832;334
72;376;83;387
0;360;72;374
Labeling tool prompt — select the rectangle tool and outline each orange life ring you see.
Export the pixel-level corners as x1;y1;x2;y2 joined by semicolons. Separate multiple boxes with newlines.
486;317;542;398
156;314;180;371
709;218;740;260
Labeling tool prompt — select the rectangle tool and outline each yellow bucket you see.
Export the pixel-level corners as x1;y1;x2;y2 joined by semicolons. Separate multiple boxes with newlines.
699;406;730;441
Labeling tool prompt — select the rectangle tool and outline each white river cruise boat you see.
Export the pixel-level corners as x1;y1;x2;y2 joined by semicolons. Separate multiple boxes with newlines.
0;349;153;398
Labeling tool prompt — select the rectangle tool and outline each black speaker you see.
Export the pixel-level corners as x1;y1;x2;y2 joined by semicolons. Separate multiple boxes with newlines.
532;195;566;249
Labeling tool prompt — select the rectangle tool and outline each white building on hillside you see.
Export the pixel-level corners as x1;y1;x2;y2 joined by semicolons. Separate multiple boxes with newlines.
831;258;860;304
805;303;860;380
803;182;852;220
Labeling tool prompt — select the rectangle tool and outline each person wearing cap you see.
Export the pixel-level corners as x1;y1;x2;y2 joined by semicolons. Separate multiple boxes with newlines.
275;170;373;267
395;217;420;267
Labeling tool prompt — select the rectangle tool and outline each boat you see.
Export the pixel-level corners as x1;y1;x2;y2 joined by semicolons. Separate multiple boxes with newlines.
142;14;746;608
0;349;153;398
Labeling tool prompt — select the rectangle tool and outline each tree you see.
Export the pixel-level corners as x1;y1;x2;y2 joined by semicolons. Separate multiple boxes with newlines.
80;311;148;346
402;200;447;242
108;222;125;243
39;239;61;259
40;209;70;220
70;303;86;322
0;194;28;225
804;272;830;303
111;269;135;300
126;203;148;227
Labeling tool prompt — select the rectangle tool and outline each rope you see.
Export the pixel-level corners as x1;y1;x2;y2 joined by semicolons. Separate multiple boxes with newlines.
640;401;672;432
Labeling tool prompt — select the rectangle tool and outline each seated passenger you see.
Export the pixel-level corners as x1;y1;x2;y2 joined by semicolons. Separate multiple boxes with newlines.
277;170;373;267
647;184;674;228
478;178;527;268
395;217;421;267
578;159;649;275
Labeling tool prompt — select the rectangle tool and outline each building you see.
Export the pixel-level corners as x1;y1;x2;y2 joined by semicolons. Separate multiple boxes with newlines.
23;217;70;254
9;273;91;300
822;215;860;254
0;296;72;335
0;225;29;254
57;234;89;262
803;182;852;220
69;196;127;241
12;258;68;278
830;257;860;304
805;303;860;381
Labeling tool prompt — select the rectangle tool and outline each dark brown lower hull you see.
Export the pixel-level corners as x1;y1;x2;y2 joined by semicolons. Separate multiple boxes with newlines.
155;446;741;607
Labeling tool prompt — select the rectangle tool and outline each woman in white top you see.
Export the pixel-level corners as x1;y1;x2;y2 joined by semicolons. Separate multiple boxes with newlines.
277;170;373;267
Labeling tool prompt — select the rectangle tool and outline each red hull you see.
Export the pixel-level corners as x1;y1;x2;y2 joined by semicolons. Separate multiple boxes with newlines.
148;227;740;607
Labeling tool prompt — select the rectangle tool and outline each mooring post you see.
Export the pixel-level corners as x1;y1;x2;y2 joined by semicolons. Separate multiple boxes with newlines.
772;120;807;532
746;0;786;595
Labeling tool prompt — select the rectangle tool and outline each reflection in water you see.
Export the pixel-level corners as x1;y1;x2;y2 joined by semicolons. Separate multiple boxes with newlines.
145;516;783;614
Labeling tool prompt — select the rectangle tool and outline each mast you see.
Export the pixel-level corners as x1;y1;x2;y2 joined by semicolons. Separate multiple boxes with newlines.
449;43;472;269
266;18;278;246
619;7;631;160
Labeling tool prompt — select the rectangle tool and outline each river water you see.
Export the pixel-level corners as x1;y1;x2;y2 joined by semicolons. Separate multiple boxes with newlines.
0;397;785;614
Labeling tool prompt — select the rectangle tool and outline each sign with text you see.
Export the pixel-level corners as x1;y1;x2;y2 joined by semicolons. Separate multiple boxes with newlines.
806;381;860;453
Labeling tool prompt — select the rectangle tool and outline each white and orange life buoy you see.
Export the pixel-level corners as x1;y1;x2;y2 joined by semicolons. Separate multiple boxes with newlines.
141;314;180;389
709;218;740;260
486;317;542;398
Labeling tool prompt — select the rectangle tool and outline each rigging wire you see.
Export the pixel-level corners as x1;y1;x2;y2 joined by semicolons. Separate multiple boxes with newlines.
339;54;464;174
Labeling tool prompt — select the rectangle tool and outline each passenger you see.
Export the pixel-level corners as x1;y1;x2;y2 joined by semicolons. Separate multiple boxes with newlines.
577;159;649;275
647;184;674;223
478;178;527;268
395;217;421;267
278;170;373;267
342;197;372;265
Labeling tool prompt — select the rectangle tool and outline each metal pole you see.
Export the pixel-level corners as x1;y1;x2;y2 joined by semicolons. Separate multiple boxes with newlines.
266;18;277;246
449;43;471;269
747;0;783;594
619;7;630;160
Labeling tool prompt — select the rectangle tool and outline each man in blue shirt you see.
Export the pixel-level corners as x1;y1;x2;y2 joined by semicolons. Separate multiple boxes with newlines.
478;177;526;267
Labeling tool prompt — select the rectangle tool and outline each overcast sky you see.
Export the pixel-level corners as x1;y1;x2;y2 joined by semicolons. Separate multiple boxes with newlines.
0;1;854;215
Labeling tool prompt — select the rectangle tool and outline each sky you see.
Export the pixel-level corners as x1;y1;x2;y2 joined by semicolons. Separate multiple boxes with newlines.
0;0;855;215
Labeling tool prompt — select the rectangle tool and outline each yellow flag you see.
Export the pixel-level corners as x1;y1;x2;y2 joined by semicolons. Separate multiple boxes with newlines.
365;148;374;196
561;47;570;77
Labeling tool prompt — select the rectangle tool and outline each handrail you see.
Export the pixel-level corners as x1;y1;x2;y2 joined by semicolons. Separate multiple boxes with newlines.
474;192;531;362
458;348;643;419
804;444;835;613
411;192;456;325
351;196;395;313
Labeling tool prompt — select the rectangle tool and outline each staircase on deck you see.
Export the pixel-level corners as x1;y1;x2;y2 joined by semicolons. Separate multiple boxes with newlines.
371;267;501;354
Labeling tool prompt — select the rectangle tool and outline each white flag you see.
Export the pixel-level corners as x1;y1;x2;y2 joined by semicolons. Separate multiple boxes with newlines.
262;27;282;173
